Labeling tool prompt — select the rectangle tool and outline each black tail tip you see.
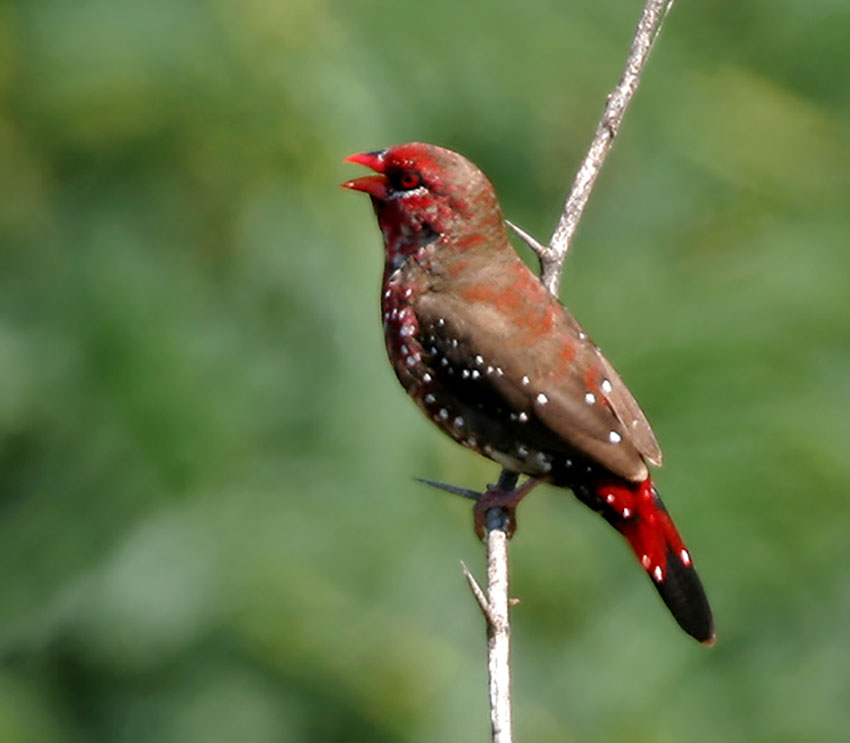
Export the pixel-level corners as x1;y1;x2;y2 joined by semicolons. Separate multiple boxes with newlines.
653;546;715;645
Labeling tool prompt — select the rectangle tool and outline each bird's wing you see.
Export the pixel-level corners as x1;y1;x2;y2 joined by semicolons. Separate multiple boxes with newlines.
559;309;663;467
415;285;661;482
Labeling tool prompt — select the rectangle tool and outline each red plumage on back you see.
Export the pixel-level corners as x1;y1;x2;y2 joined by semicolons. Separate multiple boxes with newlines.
344;142;714;644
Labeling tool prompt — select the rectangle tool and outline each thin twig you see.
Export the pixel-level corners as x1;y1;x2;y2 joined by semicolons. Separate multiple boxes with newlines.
478;2;676;740
479;469;517;743
483;504;513;743
541;0;676;296
420;470;516;742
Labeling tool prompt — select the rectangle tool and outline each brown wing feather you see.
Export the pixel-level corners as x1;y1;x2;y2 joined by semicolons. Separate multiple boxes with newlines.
560;309;663;467
415;280;660;482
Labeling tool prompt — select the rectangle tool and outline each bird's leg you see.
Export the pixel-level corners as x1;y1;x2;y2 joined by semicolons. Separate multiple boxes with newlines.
473;475;542;541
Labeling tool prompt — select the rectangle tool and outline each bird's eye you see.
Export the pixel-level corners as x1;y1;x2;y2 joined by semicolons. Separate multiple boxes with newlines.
396;170;422;191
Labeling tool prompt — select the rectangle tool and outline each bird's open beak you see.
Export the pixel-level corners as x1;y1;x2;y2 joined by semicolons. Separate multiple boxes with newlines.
342;150;388;199
344;151;386;172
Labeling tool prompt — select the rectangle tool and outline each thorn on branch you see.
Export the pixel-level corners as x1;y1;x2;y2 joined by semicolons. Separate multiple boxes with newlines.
461;560;496;624
415;477;481;501
505;220;549;259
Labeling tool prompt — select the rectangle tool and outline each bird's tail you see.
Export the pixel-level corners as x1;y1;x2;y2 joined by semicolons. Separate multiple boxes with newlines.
584;477;715;644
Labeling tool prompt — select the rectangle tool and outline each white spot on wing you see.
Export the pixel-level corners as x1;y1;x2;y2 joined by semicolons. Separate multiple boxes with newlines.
608;431;622;444
521;376;530;386
518;412;528;423
536;393;548;405
653;566;663;582
584;392;596;405
601;379;613;394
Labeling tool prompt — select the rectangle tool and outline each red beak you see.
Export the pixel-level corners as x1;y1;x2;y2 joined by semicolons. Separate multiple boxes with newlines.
344;151;386;172
342;150;389;199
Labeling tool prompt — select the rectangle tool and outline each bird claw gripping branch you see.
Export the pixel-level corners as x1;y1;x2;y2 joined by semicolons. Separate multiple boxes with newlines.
471;477;542;541
417;474;541;540
343;143;715;645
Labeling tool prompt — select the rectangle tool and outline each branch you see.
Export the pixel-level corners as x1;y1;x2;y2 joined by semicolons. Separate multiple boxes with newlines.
414;1;676;737
476;2;676;739
478;470;517;743
419;469;517;743
527;0;676;296
482;505;513;743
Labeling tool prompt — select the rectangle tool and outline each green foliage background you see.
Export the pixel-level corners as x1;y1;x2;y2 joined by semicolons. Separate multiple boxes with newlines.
1;1;849;740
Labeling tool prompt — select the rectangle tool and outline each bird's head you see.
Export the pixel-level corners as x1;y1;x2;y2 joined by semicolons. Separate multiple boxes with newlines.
343;143;505;261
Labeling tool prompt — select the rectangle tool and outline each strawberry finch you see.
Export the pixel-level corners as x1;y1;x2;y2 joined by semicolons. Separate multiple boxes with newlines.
343;143;714;644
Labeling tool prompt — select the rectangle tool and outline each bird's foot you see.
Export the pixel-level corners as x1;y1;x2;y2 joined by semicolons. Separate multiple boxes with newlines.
473;477;541;541
416;472;541;540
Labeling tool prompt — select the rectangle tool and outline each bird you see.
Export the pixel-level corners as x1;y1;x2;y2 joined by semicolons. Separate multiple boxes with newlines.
342;142;715;644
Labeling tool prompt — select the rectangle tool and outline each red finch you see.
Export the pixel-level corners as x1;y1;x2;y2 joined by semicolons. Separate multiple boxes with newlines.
343;143;714;644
